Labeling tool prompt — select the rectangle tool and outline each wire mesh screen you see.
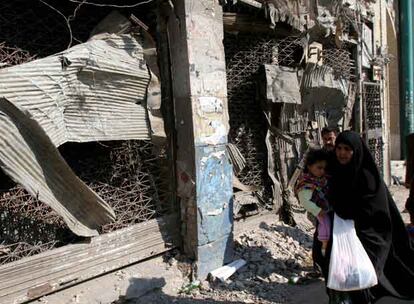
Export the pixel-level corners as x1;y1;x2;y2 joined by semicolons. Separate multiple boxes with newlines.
0;0;157;60
0;0;112;59
322;48;355;80
0;141;175;265
363;82;384;175
225;34;303;204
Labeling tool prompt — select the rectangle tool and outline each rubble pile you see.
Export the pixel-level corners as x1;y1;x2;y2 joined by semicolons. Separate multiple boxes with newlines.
182;221;316;304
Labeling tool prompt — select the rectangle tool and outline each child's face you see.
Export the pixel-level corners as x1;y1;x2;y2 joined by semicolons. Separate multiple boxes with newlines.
307;160;327;178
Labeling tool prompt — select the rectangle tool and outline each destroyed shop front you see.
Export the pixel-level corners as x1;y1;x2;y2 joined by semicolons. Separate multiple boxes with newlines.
223;0;389;221
0;0;391;302
0;2;179;303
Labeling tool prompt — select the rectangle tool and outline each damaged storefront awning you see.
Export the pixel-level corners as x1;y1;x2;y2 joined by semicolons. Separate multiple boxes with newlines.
0;97;116;237
301;63;349;127
0;33;152;236
261;64;301;104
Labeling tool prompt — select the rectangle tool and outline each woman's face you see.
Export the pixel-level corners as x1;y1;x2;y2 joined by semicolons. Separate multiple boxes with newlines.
336;143;354;165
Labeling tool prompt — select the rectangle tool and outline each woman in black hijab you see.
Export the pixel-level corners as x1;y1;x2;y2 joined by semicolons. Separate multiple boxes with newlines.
316;131;414;303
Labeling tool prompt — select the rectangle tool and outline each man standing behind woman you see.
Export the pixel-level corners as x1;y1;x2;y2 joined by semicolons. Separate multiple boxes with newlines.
324;131;414;303
321;127;337;153
321;127;338;173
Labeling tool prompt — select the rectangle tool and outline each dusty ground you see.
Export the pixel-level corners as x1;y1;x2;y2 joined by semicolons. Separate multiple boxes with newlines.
114;216;317;304
38;185;412;304
120;185;413;304
389;185;410;223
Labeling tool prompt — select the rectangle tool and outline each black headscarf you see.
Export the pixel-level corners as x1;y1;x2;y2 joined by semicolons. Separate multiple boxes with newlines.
329;131;414;301
330;131;381;218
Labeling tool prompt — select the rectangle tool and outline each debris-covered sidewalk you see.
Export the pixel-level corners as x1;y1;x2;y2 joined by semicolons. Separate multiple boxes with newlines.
35;185;411;304
180;221;316;304
109;214;317;304
109;186;411;304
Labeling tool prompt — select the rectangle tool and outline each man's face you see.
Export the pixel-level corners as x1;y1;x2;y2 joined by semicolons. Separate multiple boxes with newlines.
322;131;336;151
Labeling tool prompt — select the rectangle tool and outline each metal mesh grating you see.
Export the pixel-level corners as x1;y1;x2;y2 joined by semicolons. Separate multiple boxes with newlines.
322;48;355;80
0;1;174;266
0;0;112;59
363;82;384;175
368;137;384;175
0;141;175;265
225;34;303;204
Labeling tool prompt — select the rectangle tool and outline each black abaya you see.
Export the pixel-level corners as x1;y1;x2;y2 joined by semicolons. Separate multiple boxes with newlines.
328;131;414;302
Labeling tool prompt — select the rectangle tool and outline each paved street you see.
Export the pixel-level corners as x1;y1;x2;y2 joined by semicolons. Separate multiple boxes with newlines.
293;282;414;304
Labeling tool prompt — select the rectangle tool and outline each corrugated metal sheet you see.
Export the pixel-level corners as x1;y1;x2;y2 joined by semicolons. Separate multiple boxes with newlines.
261;64;301;104
0;34;152;236
0;97;116;236
301;63;349;127
0;34;150;146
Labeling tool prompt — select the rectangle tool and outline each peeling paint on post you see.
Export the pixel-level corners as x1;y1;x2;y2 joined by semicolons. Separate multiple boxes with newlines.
165;0;233;278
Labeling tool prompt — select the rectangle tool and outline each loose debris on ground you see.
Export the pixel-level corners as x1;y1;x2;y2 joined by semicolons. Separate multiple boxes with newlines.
116;218;320;304
181;221;317;304
116;186;410;304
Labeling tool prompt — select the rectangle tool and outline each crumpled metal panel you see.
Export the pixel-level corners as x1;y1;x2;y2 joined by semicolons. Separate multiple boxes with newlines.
0;97;116;236
0;33;152;236
261;64;301;104
0;34;150;147
301;64;349;127
262;0;316;31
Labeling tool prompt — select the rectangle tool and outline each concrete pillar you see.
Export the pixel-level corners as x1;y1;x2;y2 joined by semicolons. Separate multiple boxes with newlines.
373;0;392;184
165;0;233;278
387;6;401;160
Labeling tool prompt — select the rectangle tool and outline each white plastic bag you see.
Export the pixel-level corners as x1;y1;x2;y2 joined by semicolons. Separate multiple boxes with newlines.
327;213;378;291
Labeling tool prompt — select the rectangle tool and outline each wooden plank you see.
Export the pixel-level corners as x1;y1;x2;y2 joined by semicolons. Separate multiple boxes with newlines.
0;214;179;304
0;222;164;276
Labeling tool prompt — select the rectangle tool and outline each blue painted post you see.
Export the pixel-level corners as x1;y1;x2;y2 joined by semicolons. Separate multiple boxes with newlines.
165;0;234;278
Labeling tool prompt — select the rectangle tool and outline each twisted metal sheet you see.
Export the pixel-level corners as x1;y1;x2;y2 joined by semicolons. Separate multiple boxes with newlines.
0;140;174;265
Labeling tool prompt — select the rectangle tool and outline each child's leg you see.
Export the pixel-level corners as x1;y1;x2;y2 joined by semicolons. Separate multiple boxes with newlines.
317;213;331;255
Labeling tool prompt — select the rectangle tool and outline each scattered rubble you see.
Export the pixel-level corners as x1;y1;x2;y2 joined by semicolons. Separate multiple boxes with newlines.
111;216;317;304
35;186;409;304
209;259;247;282
178;220;317;304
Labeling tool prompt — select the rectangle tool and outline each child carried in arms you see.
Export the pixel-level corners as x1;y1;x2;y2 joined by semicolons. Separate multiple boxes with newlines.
295;149;331;256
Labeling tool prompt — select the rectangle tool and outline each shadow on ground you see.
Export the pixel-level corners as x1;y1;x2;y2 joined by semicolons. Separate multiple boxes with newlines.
113;240;321;304
291;281;414;304
112;277;247;304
